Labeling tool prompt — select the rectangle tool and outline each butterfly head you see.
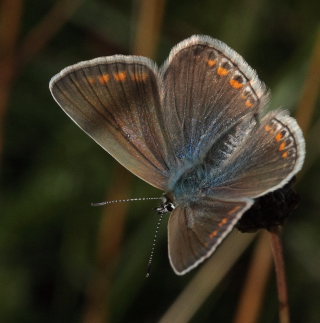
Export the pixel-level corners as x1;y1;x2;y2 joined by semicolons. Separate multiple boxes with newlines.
155;194;176;214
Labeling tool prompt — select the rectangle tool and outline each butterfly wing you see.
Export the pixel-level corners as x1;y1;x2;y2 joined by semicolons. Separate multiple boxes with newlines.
160;35;269;166
168;196;253;275
208;110;305;199
50;56;173;190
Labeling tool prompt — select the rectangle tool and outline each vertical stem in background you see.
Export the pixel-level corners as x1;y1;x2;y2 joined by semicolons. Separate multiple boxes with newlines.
269;226;290;323
19;0;83;65
0;0;23;158
133;0;166;58
83;1;166;322
235;227;290;323
233;231;273;323
0;0;82;160
234;28;320;323
295;28;320;134
83;166;133;323
159;231;256;323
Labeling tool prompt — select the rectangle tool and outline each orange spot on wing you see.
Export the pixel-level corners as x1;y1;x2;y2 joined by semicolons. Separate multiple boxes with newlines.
230;79;244;89
279;142;287;151
245;99;254;108
241;93;248;99
228;205;242;215
98;74;110;84
114;72;127;81
87;76;96;84
207;59;217;67
209;230;219;239
217;67;229;76
131;72;148;81
282;151;289;158
265;125;272;132
275;132;284;142
218;217;229;227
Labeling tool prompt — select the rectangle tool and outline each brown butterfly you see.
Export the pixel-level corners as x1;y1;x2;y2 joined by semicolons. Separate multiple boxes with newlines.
50;35;305;275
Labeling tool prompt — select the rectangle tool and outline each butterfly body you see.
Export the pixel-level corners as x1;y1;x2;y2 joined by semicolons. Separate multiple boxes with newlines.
50;35;305;275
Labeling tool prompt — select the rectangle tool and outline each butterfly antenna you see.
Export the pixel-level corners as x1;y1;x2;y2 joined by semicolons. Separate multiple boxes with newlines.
145;212;164;278
91;197;162;207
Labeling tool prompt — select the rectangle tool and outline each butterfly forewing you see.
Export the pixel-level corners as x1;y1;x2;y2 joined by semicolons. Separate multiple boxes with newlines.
168;196;253;275
160;35;269;165
50;56;173;190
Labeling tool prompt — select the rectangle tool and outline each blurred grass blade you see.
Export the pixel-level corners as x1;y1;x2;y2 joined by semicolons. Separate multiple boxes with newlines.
295;27;320;133
0;0;23;158
233;27;320;323
82;1;167;322
160;231;256;323
233;231;273;323
132;0;166;57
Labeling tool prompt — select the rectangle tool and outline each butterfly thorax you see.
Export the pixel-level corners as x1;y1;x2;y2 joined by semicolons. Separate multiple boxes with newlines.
168;163;212;207
166;116;260;208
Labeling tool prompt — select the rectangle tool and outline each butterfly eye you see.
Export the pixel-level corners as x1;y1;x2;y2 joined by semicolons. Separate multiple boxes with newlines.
167;203;175;212
156;201;175;214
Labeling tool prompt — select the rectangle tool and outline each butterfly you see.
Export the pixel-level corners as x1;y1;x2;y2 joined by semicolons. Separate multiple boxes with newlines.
50;35;305;275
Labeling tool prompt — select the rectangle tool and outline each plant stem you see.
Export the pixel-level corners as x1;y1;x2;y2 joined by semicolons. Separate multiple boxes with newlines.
269;226;290;323
233;231;273;323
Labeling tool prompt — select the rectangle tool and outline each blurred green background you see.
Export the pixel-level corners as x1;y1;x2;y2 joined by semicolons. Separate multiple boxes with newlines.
1;0;320;322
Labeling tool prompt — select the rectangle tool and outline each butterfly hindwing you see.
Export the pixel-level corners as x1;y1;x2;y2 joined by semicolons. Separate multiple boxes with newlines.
168;196;253;275
208;110;305;199
50;56;172;190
